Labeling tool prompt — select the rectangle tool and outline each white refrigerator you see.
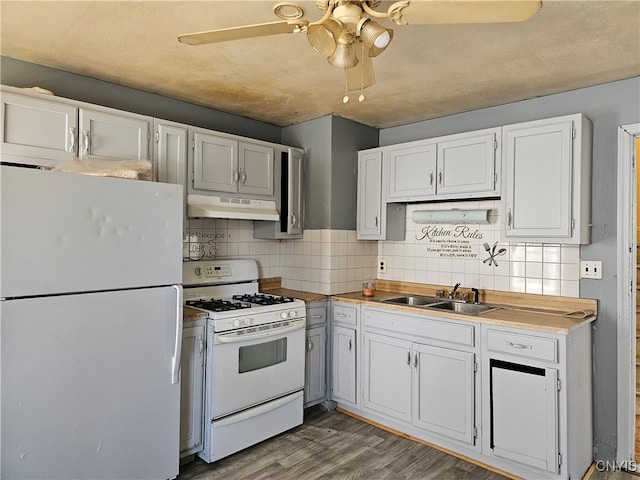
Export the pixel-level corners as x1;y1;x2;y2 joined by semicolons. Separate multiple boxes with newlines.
0;165;184;479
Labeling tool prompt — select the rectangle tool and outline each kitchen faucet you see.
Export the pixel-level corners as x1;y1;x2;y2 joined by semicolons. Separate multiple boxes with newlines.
448;283;460;300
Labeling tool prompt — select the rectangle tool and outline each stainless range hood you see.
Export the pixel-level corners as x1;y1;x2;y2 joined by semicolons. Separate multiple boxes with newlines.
187;194;280;221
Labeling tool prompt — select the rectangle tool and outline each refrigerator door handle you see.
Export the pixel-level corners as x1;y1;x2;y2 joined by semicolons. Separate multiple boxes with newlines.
171;285;183;384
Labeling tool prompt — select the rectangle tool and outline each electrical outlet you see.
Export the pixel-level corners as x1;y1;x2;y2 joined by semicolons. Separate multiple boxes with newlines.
378;258;387;273
580;260;602;279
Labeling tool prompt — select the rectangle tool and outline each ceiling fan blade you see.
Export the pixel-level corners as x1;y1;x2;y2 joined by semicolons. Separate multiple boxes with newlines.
390;0;542;25
178;20;307;46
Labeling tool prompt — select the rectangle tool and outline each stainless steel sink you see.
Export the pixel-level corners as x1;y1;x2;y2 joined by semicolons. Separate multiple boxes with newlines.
380;295;444;306
426;301;499;315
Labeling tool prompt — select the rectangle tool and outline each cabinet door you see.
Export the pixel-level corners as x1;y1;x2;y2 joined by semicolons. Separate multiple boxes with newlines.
490;360;559;473
79;108;150;160
1;92;77;163
155;121;188;186
502;118;573;239
413;344;476;445
331;325;357;405
192;131;238;193
437;129;498;196
357;150;383;238
305;326;326;406
180;325;205;455
363;332;412;422
238;141;274;197
387;142;437;200
285;147;303;234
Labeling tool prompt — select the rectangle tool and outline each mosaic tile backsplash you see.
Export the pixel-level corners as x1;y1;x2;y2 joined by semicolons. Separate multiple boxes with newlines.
184;199;581;297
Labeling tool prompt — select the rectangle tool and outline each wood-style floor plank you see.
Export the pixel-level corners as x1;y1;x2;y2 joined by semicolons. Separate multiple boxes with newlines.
177;407;640;480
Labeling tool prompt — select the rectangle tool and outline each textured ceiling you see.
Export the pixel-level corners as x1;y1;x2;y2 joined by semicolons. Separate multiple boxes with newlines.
1;1;639;128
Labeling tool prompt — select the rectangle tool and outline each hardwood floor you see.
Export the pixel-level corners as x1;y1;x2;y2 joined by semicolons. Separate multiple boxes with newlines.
176;407;639;480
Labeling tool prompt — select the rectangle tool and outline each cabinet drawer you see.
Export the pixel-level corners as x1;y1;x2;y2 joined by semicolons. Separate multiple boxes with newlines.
486;329;558;363
363;308;474;347
306;303;327;327
332;304;358;326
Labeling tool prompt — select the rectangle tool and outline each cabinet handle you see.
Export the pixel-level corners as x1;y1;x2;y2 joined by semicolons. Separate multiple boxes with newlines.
310;314;323;319
307;339;313;352
337;313;347;317
414;352;418;369
374;215;378;227
239;169;247;186
68;127;75;153
198;335;204;355
407;351;411;366
348;339;352;351
507;209;512;229
232;168;239;185
291;213;297;226
82;129;89;156
506;341;532;350
429;171;434;186
438;169;443;186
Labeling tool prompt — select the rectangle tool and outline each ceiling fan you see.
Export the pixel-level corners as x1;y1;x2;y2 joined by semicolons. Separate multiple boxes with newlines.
178;1;542;103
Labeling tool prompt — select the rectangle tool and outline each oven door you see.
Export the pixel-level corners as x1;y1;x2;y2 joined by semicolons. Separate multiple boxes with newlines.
211;318;305;418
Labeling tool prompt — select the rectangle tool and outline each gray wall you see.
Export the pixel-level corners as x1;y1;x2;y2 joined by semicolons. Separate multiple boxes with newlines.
0;56;282;143
283;115;378;230
380;76;640;460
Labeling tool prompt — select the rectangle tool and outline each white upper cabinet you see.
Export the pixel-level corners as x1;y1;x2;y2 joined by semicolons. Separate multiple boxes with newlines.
191;128;274;199
386;128;500;202
357;149;405;241
78;108;150;160
501;114;592;244
387;142;437;200
154;119;188;218
1;91;77;165
1;87;152;167
437;129;500;197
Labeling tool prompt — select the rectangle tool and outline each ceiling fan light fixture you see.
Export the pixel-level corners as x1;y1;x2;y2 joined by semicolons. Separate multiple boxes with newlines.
307;18;342;57
359;19;393;57
328;40;358;69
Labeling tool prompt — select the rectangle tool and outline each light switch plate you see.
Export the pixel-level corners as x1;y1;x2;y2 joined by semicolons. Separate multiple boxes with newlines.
580;260;602;279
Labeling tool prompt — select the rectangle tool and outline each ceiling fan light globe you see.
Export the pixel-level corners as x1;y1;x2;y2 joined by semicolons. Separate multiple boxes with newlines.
374;30;391;48
359;20;393;57
329;42;358;69
307;19;341;57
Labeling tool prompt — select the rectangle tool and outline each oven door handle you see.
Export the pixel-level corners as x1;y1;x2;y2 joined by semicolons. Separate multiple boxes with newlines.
215;320;305;344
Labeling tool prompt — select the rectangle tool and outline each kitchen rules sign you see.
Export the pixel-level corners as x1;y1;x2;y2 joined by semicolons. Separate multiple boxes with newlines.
416;225;483;259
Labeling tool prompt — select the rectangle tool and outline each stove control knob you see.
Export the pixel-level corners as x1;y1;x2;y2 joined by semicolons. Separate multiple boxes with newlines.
280;311;288;320
243;318;252;326
288;310;297;318
233;319;241;327
194;267;202;276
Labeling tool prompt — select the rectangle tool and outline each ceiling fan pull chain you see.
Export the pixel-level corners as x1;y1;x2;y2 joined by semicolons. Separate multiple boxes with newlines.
343;69;350;104
359;41;366;102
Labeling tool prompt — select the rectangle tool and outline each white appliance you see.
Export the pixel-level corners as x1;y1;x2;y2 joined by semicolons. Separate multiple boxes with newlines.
0;165;183;480
182;260;306;463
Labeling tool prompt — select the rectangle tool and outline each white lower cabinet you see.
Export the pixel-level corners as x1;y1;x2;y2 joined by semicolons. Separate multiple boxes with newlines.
362;313;477;446
304;301;327;407
330;303;593;480
330;302;359;406
180;321;205;457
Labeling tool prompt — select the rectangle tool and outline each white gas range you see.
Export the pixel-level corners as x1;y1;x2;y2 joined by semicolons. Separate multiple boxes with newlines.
183;259;306;463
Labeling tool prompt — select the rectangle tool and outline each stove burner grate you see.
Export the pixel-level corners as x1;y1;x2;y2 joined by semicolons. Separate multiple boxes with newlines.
232;293;296;306
186;298;252;312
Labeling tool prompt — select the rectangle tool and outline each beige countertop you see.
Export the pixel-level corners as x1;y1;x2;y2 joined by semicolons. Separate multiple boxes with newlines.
331;289;597;334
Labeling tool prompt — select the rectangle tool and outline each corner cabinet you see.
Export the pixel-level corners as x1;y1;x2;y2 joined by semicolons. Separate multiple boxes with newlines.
154;119;189;217
501;114;592;244
356;149;406;240
1;87;151;167
190;128;274;199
